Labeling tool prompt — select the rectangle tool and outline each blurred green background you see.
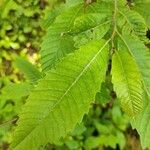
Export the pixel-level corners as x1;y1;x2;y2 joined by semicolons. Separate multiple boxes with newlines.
0;0;143;150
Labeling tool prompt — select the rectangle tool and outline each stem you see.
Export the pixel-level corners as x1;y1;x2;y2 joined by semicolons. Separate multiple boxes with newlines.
0;118;18;128
111;0;118;53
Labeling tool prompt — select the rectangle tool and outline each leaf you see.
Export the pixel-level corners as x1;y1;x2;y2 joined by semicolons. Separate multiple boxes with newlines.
66;0;82;6
134;0;150;26
1;82;31;100
71;122;86;136
117;34;150;149
95;82;111;105
65;140;79;150
70;12;110;48
119;34;150;97
84;136;101;150
88;1;113;16
111;50;143;117
118;9;148;41
15;57;42;84
11;39;110;150
40;1;113;72
71;13;109;34
42;0;82;29
131;93;150;149
84;133;125;150
40;4;84;72
42;9;61;29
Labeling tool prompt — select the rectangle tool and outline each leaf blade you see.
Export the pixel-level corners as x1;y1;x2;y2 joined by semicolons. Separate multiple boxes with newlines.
12;39;110;150
40;4;84;72
111;50;143;116
15;57;42;84
118;34;150;97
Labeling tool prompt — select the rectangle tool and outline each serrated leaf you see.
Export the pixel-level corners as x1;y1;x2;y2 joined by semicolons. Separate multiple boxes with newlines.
111;50;143;117
131;92;150;149
119;34;150;97
70;12;110;48
11;39;110;150
88;1;113;16
40;4;84;72
71;13;109;34
15;57;42;84
134;0;150;26
123;34;150;149
42;0;82;29
40;1;113;72
118;9;148;42
73;22;110;48
117;34;150;149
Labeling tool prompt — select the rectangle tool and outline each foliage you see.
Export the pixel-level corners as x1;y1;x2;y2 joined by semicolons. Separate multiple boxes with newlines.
0;0;150;150
0;0;45;149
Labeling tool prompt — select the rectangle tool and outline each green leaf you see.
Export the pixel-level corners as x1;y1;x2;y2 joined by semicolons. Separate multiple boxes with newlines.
40;1;113;72
95;82;111;105
134;0;150;26
119;34;150;97
118;9;148;41
117;33;150;149
111;50;143;117
42;0;82;29
71;13;109;34
12;39;110;150
71;122;86;136
84;133;125;150
70;13;110;48
15;57;42;84
1;82;31;100
88;1;113;16
40;4;84;72
66;0;82;6
84;136;101;150
131;93;150;149
65;140;79;150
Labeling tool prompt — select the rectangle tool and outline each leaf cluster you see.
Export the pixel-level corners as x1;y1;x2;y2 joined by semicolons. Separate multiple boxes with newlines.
1;0;150;149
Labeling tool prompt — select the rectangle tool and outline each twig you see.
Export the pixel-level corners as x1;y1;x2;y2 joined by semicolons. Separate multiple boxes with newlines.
0;118;18;128
111;0;118;53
